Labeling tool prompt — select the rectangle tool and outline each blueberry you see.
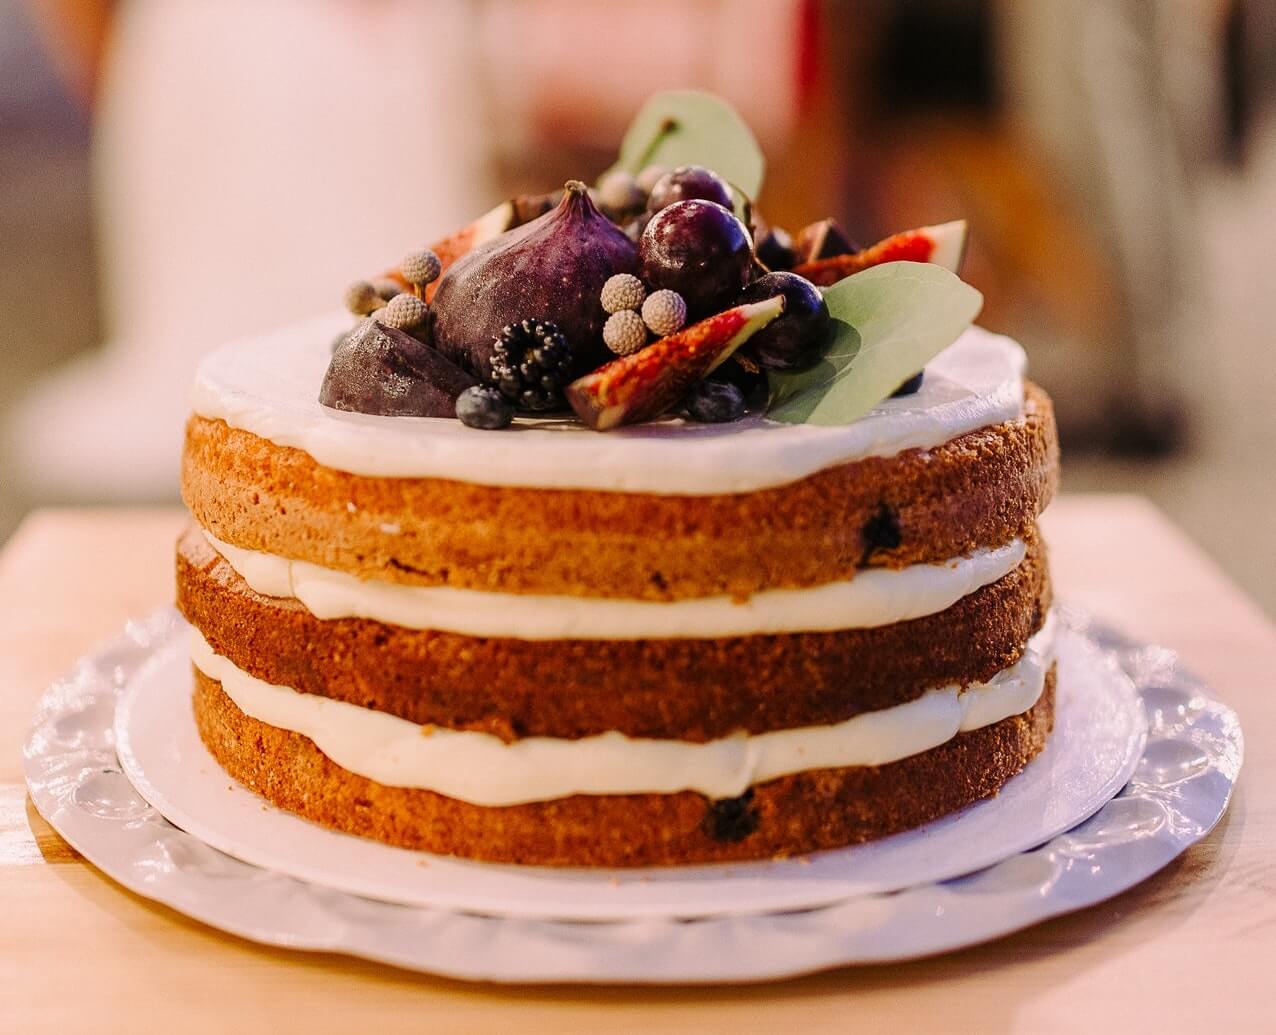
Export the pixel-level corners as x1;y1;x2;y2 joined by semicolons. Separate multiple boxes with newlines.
891;370;924;396
456;386;514;429
684;380;745;423
701;790;759;842
862;504;902;553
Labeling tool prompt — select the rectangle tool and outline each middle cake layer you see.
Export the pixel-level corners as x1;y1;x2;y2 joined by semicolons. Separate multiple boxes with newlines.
177;525;1051;741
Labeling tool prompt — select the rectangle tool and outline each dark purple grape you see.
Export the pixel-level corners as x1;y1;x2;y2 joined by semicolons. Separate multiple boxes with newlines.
647;165;734;214
683;380;746;423
737;271;831;371
640;200;754;317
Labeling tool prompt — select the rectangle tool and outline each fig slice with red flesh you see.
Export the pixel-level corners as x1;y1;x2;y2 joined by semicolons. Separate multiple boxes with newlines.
371;199;516;302
566;295;784;431
375;193;560;303
418;200;516;300
370;192;563;303
792;219;968;287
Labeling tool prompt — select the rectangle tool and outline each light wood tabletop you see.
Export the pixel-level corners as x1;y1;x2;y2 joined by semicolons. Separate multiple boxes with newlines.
1;496;1272;1033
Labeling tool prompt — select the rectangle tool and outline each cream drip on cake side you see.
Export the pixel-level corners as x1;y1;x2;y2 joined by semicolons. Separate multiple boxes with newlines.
190;616;1056;805
191;313;1027;495
203;530;1027;640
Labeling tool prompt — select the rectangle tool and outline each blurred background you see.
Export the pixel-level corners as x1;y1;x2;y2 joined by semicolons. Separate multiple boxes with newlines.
1;0;1273;614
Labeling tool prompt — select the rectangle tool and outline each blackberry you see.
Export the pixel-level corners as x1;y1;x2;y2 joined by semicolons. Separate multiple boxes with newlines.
489;319;575;412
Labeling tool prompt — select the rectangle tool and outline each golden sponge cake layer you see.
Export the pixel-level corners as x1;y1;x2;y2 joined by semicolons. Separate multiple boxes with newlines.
178;525;1050;741
182;385;1057;601
193;668;1055;866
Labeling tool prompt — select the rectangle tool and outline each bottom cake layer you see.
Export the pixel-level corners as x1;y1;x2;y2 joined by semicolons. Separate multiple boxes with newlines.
193;666;1057;867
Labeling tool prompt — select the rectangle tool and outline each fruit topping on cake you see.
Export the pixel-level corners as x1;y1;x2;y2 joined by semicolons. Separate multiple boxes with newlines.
319;90;981;431
752;215;796;271
596;170;647;221
489;319;575;412
683;379;746;424
646;164;735;214
430;181;638;382
640;198;753;319
320;320;476;418
455;385;514;429
565;296;784;430
794;217;859;264
793;220;969;285
737;271;831;371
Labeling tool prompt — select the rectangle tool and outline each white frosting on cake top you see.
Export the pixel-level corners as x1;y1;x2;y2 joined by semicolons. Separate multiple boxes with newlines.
191;312;1027;495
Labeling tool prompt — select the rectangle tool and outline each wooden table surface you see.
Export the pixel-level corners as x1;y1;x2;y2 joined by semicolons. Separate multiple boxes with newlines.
1;496;1272;1033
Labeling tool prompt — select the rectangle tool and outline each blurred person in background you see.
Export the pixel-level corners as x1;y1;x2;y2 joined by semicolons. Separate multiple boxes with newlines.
3;0;808;503
7;0;494;502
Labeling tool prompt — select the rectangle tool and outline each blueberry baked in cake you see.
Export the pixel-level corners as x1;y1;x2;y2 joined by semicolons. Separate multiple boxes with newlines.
177;92;1059;866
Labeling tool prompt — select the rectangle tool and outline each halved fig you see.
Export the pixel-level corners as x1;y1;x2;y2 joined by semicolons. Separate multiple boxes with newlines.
792;219;968;286
565;296;784;430
319;320;476;417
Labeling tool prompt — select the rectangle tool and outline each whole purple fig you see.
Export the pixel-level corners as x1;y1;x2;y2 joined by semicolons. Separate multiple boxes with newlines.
429;181;639;380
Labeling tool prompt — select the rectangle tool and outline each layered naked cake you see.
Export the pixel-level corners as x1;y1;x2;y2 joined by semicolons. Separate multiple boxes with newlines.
175;91;1060;867
178;320;1058;866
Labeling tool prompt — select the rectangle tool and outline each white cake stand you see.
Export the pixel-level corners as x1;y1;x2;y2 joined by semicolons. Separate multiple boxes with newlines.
24;606;1241;984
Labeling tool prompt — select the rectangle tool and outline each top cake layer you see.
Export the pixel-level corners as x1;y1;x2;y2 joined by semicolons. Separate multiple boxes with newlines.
192;313;1026;495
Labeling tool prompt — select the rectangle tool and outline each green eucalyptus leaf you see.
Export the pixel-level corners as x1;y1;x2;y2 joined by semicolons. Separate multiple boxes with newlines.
768;262;983;425
604;90;765;201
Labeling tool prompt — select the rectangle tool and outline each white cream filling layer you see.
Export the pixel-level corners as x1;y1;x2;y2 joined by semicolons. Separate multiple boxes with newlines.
205;531;1027;640
191;615;1055;805
191;315;1026;495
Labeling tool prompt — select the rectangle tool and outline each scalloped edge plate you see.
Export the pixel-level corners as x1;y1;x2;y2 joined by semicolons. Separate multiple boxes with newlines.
24;606;1242;983
109;613;1145;921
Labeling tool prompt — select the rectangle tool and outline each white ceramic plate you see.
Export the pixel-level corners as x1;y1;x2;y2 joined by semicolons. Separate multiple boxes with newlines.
24;607;1242;983
111;615;1145;921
